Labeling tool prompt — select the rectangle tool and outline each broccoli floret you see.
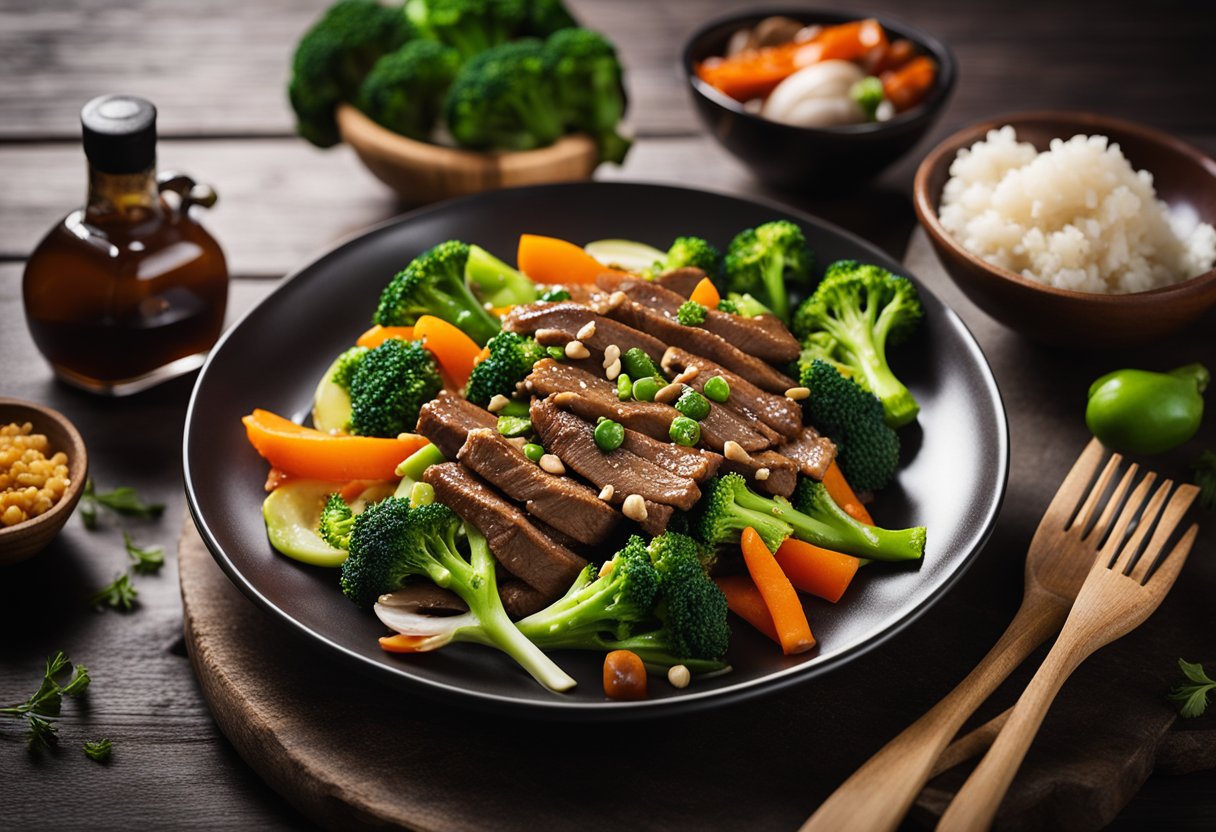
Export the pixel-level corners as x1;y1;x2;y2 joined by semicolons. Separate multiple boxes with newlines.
633;531;730;661
465;244;539;307
330;345;369;389
358;40;460;141
464;330;547;405
851;76;885;121
799;359;900;493
374;240;502;345
446;39;565;152
345;498;576;691
288;0;413;148
793;260;924;428
723;220;813;323
677;300;707;327
693;474;795;554
791;478;925;563
340;338;443;437
319;492;357;550
405;0;525;60
718;292;773;318
546;27;630;164
519;0;577;37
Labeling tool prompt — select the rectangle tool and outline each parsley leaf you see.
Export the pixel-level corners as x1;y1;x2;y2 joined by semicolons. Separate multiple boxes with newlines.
80;478;165;529
1169;658;1216;718
123;533;164;575
1;652;90;748
83;738;113;763
90;573;138;612
1192;451;1216;511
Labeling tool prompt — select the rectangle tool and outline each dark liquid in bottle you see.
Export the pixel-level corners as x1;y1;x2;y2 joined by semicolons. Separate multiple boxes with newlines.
23;203;228;392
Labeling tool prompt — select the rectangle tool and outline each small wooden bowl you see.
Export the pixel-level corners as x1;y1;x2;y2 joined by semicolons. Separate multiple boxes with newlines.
914;112;1216;347
0;399;88;565
336;104;600;204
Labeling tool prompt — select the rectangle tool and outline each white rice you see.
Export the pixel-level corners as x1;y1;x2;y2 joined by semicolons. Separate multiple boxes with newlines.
938;126;1216;294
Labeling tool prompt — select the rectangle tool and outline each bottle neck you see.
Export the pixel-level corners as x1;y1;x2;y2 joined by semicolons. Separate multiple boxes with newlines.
85;163;162;222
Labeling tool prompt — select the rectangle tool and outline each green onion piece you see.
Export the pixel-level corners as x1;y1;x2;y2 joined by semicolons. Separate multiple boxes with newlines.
394;442;446;479
497;399;531;418
523;443;545;462
669;416;701;447
674;387;711;421
703;375;731;402
497;415;532;437
616;373;633;401
632;376;663;402
594;419;625;452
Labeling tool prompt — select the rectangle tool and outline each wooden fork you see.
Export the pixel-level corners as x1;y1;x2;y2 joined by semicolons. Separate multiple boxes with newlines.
801;439;1133;832
937;475;1200;830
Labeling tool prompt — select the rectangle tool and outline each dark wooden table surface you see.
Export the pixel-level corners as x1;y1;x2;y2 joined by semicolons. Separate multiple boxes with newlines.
2;0;1214;828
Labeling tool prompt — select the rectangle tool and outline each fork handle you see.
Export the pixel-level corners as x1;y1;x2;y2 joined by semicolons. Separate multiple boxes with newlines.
936;643;1090;831
799;598;1067;832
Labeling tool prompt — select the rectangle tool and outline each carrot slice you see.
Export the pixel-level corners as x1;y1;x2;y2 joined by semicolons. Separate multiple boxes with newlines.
379;634;432;653
809;18;888;64
775;538;861;603
488;305;516;318
822;461;874;525
356;325;415;349
414;315;481;388
689;277;721;309
740;527;816;655
715;575;780;644
242;408;427;482
881;55;937;112
695;40;803;101
517;234;625;285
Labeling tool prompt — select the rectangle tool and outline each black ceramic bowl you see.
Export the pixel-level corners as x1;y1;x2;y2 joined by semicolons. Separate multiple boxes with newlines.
682;7;956;191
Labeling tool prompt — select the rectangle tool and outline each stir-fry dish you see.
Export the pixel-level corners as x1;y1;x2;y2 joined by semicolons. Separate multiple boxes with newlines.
695;17;938;128
244;224;928;698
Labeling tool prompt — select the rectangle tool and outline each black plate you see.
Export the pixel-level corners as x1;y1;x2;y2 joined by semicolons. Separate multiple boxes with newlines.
184;182;1008;718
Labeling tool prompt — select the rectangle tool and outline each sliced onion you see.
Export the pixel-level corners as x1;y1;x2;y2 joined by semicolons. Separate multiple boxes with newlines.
375;604;478;637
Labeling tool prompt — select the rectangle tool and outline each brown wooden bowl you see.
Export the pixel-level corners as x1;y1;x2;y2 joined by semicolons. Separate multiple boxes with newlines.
914;112;1216;347
0;399;88;565
336;104;600;204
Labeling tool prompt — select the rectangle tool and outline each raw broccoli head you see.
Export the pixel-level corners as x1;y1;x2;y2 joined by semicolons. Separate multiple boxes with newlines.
799;359;899;493
320;492;357;550
716;292;773;318
374;240;502;345
722;220;813;323
646;236;721;280
288;0;413;148
344;338;443;437
791;477;926;562
792;260;924;427
677;300;707;327
340;496;416;607
330;345;369;389
465;244;539;307
358;40;460;141
546;27;630;163
445;39;566;152
465;330;547;405
406;0;526;60
520;0;577;36
645;532;730;660
692;473;793;554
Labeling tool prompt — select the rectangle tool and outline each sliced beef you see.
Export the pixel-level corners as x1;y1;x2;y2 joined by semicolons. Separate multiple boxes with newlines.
596;276;800;364
658;268;708;297
530;398;702;510
599;296;797;394
500;581;551;619
416;392;497;459
617;427;720;483
457;428;620;546
720;450;798;498
423;463;586;598
776;426;837;480
503;302;667;364
662;347;803;440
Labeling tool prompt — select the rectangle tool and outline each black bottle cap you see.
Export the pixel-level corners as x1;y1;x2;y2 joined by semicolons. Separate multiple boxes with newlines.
81;95;157;174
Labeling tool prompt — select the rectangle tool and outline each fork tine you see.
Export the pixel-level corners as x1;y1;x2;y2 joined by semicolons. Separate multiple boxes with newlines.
1044;438;1108;527
1135;522;1200;593
1085;462;1138;543
1099;471;1156;564
1069;452;1123;534
1111;479;1173;574
1128;485;1201;583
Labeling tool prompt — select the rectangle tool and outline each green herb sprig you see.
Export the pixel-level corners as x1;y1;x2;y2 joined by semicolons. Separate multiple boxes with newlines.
83;738;113;763
1169;659;1216;718
90;573;138;612
1;652;90;749
123;533;164;575
80;479;165;529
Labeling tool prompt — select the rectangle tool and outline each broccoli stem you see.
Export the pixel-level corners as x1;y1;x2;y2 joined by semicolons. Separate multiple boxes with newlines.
849;332;919;428
788;482;925;562
763;256;789;322
466;244;539;307
395;443;447;480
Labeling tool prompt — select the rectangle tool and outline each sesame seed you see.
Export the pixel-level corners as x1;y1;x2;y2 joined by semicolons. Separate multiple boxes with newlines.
565;340;591;360
539;454;566;475
622;494;648;522
605;358;622;381
487;394;510;413
654;381;683;404
673;366;700;385
755;467;771;481
785;386;810;401
577;321;597;341
723;440;751;463
602;344;621;368
667;665;691;688
598;484;614;501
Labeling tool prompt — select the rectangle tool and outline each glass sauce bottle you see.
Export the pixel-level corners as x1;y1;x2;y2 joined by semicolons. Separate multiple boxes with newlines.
23;95;228;395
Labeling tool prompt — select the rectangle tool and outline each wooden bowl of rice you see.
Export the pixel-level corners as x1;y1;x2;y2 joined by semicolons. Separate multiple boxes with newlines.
914;111;1216;347
0;399;88;565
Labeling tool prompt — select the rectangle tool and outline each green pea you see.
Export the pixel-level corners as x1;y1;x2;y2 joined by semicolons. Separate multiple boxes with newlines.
1085;363;1208;454
675;387;711;421
617;373;633;401
497;399;530;418
621;347;664;381
703;375;731;402
632;376;663;402
546;345;566;361
523;443;545;462
669;415;701;446
594;418;625;452
539;287;571;302
497;415;532;438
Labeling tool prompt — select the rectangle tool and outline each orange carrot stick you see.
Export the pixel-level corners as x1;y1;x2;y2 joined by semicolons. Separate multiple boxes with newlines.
413;315;481;388
881;55;937;112
740;527;816;655
689;277;721;309
242;409;427;482
517;234;625;285
356;325;415;349
775;538;861;603
822;461;873;525
715;575;780;644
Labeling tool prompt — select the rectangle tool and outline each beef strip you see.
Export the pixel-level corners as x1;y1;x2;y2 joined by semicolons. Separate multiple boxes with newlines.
720;450;798;498
661;346;803;440
423;463;586;598
599;296;797;394
617;427;720;483
596;275;800;364
499;581;551;619
530;398;702;510
776;426;837;480
416;392;497;459
503;302;667;364
657;268;708;297
457;428;620;546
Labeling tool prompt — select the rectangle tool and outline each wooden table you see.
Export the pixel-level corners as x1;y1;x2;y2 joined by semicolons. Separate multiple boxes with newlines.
1;1;1214;828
